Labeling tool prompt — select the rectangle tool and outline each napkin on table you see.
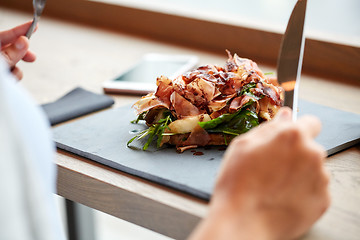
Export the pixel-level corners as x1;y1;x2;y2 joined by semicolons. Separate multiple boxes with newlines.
41;87;114;126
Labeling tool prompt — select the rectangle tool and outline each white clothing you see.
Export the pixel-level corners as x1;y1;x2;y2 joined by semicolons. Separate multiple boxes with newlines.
0;57;65;240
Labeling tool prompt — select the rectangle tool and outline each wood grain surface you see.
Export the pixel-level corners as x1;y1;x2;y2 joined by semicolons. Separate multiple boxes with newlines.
1;7;359;240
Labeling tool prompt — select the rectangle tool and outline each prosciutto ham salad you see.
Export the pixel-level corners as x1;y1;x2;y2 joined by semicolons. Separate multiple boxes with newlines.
128;51;283;152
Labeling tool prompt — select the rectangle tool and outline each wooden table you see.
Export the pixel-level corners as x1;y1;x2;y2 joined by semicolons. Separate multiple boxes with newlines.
1;7;359;240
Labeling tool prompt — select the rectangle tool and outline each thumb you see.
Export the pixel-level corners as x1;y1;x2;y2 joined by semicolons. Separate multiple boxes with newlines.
273;107;292;122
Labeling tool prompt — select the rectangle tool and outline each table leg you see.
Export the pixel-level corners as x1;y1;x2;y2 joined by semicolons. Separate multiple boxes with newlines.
65;199;96;240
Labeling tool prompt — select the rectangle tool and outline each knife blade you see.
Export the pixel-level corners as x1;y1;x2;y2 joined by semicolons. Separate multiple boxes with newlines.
277;0;307;121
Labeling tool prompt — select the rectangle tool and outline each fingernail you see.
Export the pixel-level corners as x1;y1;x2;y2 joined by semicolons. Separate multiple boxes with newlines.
276;108;292;120
15;38;25;50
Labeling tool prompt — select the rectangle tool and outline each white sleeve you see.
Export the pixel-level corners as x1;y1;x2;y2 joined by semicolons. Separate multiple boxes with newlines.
0;57;66;240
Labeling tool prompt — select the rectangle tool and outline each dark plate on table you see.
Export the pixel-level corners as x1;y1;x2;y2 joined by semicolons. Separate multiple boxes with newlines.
53;100;360;200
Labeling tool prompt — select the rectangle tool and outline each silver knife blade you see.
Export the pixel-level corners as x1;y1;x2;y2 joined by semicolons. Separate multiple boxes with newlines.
277;0;307;121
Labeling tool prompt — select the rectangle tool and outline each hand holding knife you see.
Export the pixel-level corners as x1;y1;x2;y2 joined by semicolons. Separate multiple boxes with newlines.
4;0;46;76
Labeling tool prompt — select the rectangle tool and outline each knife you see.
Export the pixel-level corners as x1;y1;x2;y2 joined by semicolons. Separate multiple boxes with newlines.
277;0;307;121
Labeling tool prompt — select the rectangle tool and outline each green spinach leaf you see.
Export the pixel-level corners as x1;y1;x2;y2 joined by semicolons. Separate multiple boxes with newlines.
206;110;259;135
199;99;256;130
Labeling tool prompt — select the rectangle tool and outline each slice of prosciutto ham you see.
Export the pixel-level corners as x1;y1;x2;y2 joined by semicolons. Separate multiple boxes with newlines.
229;95;259;114
170;91;205;118
133;93;168;115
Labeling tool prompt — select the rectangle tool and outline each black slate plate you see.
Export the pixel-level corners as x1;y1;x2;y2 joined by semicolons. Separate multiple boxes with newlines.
53;100;360;200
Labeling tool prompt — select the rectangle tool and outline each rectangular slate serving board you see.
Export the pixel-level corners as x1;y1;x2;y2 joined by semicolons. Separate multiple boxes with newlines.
53;100;360;200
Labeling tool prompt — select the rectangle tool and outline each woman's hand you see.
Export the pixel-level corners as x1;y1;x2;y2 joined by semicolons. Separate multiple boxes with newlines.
189;108;330;240
0;21;37;80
